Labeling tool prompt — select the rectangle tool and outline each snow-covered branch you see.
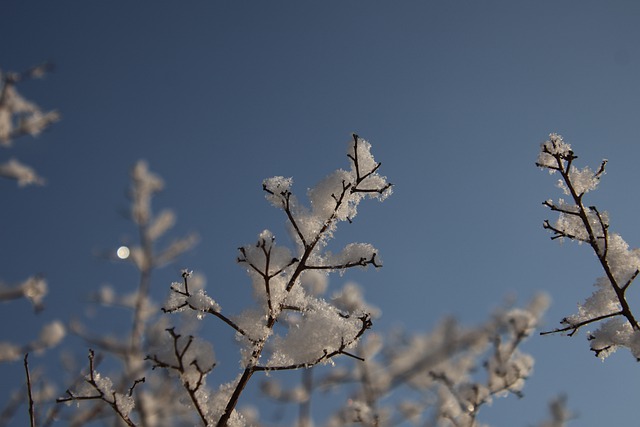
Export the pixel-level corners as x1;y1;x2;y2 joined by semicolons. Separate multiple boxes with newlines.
538;133;640;359
57;350;141;427
158;135;392;427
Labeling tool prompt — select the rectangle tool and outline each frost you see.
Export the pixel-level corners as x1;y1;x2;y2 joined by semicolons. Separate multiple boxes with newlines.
267;298;363;367
164;282;189;312
348;137;392;200
91;371;114;395
114;392;135;418
263;176;293;208
185;289;221;319
324;242;380;270
566;165;600;195
150;330;216;383
564;277;620;326
233;308;271;344
308;169;355;221
588;317;633;360
239;230;294;278
187;289;221;315
536;133;572;169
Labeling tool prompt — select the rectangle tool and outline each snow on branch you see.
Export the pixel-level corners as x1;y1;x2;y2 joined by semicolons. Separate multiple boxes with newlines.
263;134;392;249
538;133;640;360
146;328;216;426
57;350;141;427
162;272;250;339
272;294;548;427
160;135;392;427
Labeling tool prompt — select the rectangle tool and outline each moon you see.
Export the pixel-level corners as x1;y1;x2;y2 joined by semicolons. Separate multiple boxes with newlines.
116;246;130;259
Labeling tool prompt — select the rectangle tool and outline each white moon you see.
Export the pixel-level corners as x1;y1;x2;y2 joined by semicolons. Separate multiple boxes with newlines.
116;246;130;259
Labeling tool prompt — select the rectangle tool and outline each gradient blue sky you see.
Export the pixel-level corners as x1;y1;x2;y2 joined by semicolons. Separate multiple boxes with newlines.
3;1;640;425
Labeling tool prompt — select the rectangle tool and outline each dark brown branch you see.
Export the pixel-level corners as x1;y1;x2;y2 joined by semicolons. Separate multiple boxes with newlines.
542;200;581;216
622;269;640;292
146;329;212;426
540;311;622;336
56;350;138;427
304;253;382;270
542;220;586;242
255;313;371;372
24;354;35;427
217;136;386;426
540;147;639;331
264;187;308;248
162;282;252;340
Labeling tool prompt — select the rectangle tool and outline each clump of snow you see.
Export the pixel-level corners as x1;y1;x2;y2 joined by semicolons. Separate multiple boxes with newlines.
267;298;363;367
536;133;573;170
187;289;221;317
564;277;620;327
263;176;293;208
587;317;631;360
233;308;271;346
564;165;601;195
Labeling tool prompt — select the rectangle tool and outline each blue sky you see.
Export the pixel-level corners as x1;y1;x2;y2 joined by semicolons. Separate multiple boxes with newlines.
3;1;640;425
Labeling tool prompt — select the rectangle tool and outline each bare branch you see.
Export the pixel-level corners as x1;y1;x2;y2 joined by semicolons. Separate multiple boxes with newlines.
23;354;35;427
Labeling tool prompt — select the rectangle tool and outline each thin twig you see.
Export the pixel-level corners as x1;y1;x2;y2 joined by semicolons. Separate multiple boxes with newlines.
24;354;35;427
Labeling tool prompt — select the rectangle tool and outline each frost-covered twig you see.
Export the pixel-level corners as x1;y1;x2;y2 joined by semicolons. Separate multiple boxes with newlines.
159;135;391;426
163;272;251;340
215;135;391;427
57;350;141;427
537;133;640;359
146;328;215;426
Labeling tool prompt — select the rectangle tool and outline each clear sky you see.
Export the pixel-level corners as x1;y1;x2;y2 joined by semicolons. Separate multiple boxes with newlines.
3;1;640;425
